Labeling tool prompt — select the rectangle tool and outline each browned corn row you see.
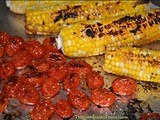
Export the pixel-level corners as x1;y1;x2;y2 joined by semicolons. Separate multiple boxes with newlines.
103;47;160;83
56;9;160;57
25;1;149;35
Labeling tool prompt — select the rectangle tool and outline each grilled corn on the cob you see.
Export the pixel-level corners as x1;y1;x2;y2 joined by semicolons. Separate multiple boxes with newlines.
25;1;149;35
103;47;160;83
56;9;160;58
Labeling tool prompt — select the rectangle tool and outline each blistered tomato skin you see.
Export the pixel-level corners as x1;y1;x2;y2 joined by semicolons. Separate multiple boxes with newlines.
66;60;92;78
55;99;73;118
0;91;9;112
86;71;104;89
30;100;55;120
17;85;40;105
112;77;137;96
5;36;24;56
12;50;32;69
91;88;116;107
0;32;11;46
41;78;61;99
0;45;4;57
67;90;91;111
139;113;160;120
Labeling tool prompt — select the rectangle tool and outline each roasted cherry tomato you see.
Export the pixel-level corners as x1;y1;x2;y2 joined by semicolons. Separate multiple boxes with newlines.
66;60;92;78
22;71;46;87
67;90;90;111
0;32;11;46
0;91;9;112
91;88;116;107
63;73;80;91
30;99;55;120
25;40;45;59
41;78;60;99
12;50;32;69
48;65;68;83
139;113;160;120
3;76;22;98
45;51;66;66
0;45;4;57
5;36;24;56
112;77;137;96
86;71;104;89
17;85;40;105
55;99;73;118
43;37;59;52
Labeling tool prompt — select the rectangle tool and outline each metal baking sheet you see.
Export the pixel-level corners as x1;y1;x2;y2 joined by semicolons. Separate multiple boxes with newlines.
0;0;160;120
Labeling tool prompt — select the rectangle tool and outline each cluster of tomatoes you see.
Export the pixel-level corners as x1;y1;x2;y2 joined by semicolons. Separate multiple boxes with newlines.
0;31;138;119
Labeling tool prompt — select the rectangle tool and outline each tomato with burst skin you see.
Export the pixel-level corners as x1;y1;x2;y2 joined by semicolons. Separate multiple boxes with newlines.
30;99;55;120
17;85;40;105
48;65;68;83
139;113;160;120
45;51;66;66
12;50;32;69
0;91;9;112
67;90;90;111
63;73;80;91
5;36;24;56
0;45;4;57
41;78;60;99
86;71;104;89
0;32;11;46
112;77;137;96
55;99;73;118
43;37;59;52
22;71;46;87
3;76;22;98
91;88;116;107
66;60;92;78
25;40;45;59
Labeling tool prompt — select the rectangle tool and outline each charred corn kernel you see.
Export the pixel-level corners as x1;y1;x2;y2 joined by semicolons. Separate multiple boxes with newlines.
57;9;160;57
25;1;149;35
103;47;160;83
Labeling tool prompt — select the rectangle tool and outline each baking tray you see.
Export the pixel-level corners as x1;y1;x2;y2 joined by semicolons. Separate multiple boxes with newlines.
0;0;160;120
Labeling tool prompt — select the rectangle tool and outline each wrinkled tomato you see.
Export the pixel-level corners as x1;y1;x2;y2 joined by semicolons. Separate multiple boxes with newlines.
55;99;73;118
139;113;160;120
5;36;24;56
63;73;80;91
91;88;116;107
12;50;32;69
0;91;9;112
86;71;104;89
17;85;40;105
66;60;92;78
41;78;60;99
0;45;4;57
48;65;68;83
67;90;90;111
112;77;137;96
0;32;11;46
30;99;55;120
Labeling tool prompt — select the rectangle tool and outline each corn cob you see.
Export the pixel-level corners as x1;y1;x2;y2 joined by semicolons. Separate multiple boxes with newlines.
103;47;160;83
56;8;160;58
25;1;149;35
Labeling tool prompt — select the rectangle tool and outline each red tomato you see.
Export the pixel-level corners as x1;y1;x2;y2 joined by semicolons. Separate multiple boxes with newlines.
86;71;104;89
48;65;68;83
55;99;73;118
0;32;11;46
12;50;32;69
30;99;55;120
139;113;160;120
91;88;116;107
67;90;90;111
3;76;22;98
112;77;137;96
17;85;40;105
22;71;46;87
66;60;92;78
41;78;60;99
43;37;59;52
0;91;9;112
5;36;24;56
63;73;80;91
45;51;66;66
0;45;4;57
25;40;45;59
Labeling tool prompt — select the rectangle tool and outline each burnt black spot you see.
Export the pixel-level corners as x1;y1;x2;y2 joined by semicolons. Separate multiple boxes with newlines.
86;29;95;38
54;13;63;23
70;63;84;68
49;54;62;61
97;22;103;26
130;24;141;35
